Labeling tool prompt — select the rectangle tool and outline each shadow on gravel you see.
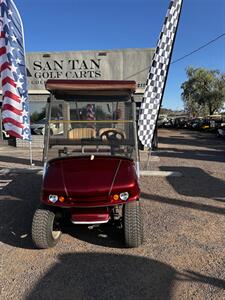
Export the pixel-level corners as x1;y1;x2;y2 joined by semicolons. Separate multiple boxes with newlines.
141;193;225;216
65;222;125;248
160;166;225;200
158;130;225;150
156;147;225;163
180;270;225;290
0;172;42;249
25;253;176;300
0;155;43;167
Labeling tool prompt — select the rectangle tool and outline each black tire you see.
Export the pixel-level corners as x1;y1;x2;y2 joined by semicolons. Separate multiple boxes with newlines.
123;200;143;248
32;207;62;249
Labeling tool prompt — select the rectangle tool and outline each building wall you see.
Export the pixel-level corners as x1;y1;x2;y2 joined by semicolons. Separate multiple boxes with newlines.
26;48;154;94
1;48;154;116
24;48;154;124
1;48;154;146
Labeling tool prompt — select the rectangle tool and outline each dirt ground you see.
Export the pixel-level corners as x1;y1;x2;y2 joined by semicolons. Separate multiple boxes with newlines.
0;129;225;300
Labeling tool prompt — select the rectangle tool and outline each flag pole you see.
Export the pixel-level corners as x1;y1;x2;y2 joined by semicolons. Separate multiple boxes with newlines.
29;140;33;166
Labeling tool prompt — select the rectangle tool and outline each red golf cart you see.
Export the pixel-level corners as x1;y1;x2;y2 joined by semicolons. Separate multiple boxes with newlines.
32;79;143;248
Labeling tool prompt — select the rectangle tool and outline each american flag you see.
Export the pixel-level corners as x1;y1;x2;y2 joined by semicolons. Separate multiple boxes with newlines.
0;0;30;140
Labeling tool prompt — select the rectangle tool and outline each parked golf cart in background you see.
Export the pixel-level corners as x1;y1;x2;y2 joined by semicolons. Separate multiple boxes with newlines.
0;108;9;140
32;80;143;249
1;124;10;139
217;123;225;138
31;118;64;135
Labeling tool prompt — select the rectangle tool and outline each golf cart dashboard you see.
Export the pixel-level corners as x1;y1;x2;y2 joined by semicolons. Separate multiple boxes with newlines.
48;127;135;158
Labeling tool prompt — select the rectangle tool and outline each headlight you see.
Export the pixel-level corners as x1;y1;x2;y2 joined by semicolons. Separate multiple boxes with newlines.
48;194;58;203
119;192;129;201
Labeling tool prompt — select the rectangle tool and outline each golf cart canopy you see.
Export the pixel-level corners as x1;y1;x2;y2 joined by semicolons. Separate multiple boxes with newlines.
45;80;136;99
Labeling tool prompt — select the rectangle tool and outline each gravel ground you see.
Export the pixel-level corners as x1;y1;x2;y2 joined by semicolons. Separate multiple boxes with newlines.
0;129;225;300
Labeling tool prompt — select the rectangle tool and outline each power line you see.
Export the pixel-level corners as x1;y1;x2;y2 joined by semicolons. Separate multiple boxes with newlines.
124;32;225;80
171;32;225;64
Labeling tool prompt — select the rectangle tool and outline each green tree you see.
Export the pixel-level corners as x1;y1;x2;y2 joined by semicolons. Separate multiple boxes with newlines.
181;67;225;116
30;108;46;122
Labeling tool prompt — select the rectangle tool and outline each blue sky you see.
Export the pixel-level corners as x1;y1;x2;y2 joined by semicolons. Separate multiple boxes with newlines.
16;0;225;110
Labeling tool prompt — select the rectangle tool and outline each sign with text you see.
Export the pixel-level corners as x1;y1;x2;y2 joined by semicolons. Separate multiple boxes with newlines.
25;48;154;90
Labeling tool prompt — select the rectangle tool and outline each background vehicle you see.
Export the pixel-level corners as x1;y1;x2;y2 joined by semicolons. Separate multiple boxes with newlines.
174;117;189;129
217;123;225;138
0;119;10;139
32;80;143;249
31;118;64;135
2;127;9;139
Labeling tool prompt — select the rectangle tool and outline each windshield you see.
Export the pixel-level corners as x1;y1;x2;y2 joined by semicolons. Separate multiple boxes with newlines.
44;97;138;162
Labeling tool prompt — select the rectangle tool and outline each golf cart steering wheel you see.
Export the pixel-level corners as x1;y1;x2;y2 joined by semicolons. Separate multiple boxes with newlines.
100;129;125;143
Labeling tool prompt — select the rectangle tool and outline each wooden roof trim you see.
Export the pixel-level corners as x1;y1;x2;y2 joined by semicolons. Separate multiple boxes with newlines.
45;79;136;93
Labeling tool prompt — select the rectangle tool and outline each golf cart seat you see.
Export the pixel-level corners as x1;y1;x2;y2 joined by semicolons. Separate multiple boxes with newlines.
68;128;96;140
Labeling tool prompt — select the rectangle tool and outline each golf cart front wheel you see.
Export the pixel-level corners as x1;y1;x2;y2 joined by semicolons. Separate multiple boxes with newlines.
123;200;143;248
32;206;62;249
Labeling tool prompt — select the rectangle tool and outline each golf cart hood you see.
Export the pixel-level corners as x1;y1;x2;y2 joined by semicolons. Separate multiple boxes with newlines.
42;156;139;205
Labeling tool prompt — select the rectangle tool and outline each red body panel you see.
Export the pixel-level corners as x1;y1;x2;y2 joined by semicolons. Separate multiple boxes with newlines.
42;156;140;208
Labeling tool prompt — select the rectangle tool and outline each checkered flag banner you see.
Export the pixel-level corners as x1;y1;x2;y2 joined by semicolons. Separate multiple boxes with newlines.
138;0;183;148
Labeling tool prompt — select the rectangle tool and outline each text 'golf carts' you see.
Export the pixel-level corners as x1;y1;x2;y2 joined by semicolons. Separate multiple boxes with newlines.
32;80;143;248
